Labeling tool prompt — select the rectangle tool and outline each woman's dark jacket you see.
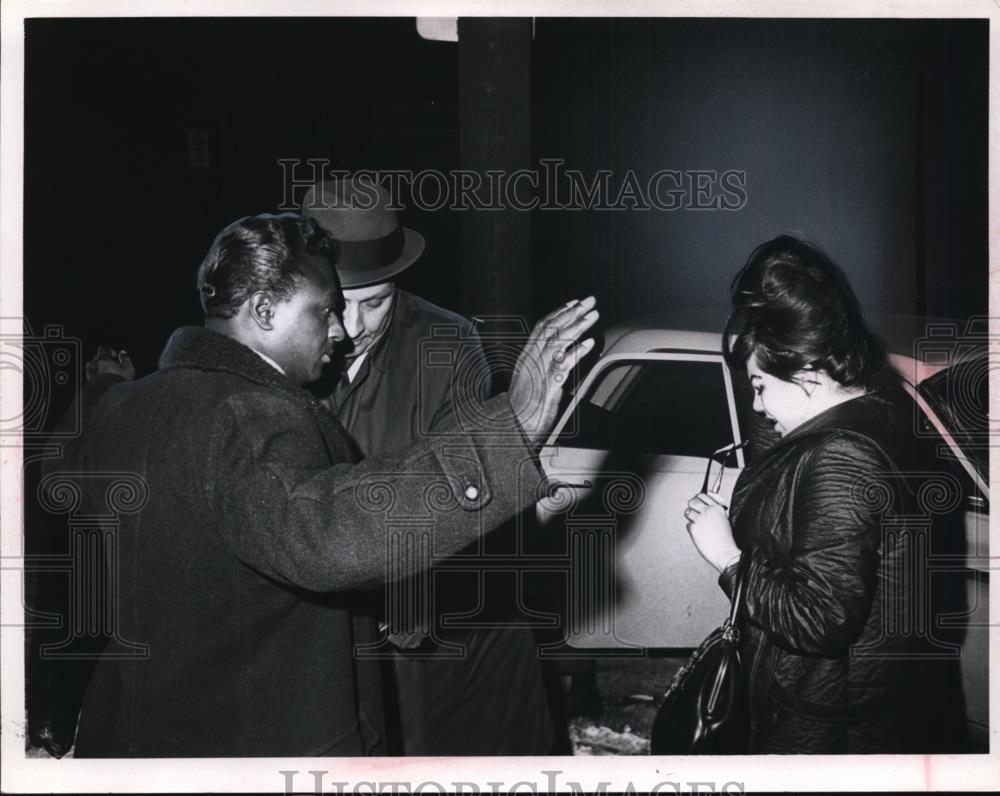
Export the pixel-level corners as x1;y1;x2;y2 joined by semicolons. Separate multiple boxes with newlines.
720;388;962;753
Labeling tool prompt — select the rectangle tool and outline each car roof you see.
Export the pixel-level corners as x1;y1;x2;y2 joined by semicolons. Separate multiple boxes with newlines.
603;308;983;381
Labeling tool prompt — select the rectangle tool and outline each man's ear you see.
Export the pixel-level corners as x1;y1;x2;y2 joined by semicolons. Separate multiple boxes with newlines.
248;291;275;330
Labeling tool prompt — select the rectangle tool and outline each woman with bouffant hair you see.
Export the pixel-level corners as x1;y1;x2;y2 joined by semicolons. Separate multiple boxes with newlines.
683;235;956;753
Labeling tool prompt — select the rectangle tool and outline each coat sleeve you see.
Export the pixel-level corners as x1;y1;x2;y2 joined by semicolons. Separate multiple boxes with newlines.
733;434;888;656
213;389;546;593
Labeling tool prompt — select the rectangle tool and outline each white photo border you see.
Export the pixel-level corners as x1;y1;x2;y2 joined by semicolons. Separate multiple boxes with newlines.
2;0;997;791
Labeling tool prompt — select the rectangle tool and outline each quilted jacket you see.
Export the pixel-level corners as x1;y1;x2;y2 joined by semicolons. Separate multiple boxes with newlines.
719;386;965;753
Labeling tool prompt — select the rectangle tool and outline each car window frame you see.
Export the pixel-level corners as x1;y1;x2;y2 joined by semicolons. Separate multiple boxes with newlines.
545;351;746;469
886;353;989;500
907;381;989;500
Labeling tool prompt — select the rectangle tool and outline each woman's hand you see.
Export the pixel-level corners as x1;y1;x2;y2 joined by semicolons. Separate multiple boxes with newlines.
684;492;741;573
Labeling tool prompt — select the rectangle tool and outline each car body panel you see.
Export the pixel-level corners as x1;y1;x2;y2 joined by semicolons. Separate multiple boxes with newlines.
538;349;745;647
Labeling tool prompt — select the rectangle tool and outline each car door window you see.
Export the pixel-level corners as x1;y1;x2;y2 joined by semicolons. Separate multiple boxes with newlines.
556;358;739;458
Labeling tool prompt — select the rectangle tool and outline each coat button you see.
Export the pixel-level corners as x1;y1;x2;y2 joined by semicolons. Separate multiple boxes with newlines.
464;484;480;501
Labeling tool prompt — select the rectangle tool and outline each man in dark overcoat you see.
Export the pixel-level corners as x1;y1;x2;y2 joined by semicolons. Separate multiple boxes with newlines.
302;179;554;755
49;212;597;757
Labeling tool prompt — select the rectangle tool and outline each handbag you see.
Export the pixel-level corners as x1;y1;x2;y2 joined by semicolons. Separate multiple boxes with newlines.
649;555;750;755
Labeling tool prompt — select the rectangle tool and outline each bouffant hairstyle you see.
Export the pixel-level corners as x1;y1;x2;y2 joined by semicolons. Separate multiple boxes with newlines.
196;213;338;320
723;234;884;387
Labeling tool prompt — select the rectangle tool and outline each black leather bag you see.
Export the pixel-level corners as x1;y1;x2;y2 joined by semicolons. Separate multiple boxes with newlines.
650;556;749;755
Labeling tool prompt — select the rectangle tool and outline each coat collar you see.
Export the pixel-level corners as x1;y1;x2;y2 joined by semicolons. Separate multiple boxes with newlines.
769;386;905;453
159;326;360;461
159;326;302;394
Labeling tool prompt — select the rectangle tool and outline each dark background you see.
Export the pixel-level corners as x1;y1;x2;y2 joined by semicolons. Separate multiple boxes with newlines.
24;17;988;401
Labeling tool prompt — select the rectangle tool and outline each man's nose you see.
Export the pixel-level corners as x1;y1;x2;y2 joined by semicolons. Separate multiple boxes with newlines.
328;314;347;343
342;305;363;339
752;393;763;414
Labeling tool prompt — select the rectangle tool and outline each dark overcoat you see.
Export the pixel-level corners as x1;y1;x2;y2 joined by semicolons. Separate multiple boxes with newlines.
330;289;488;452
331;290;555;755
56;326;545;757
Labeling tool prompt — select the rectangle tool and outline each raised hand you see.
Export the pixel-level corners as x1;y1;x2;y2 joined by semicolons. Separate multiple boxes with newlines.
85;346;136;382
508;296;599;447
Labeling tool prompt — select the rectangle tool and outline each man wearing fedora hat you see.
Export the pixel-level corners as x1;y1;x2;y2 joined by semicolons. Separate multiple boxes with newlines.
302;178;556;756
300;177;478;454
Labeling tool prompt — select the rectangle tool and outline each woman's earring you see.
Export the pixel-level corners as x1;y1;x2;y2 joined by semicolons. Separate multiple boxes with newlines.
795;375;818;398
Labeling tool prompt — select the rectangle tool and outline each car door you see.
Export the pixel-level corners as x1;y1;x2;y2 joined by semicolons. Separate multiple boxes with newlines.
910;349;991;750
535;350;747;648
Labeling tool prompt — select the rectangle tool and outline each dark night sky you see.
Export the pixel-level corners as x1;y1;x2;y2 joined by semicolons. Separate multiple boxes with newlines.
25;19;464;374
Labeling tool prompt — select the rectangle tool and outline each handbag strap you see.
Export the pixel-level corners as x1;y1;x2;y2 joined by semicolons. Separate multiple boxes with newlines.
726;554;748;626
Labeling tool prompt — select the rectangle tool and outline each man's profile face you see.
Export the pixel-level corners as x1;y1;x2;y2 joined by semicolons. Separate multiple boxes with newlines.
340;281;395;361
267;255;345;385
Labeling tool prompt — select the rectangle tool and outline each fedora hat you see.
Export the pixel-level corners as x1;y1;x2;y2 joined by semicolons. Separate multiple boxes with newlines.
301;178;425;288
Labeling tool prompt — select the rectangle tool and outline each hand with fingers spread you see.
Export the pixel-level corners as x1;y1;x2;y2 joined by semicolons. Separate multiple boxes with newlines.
508;296;599;447
85;346;136;382
684;491;741;573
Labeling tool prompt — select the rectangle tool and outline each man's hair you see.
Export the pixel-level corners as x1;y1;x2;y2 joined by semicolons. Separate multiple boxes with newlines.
196;213;338;319
722;234;884;388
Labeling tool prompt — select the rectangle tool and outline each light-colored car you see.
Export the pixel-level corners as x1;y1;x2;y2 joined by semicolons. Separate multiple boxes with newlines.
535;309;989;747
